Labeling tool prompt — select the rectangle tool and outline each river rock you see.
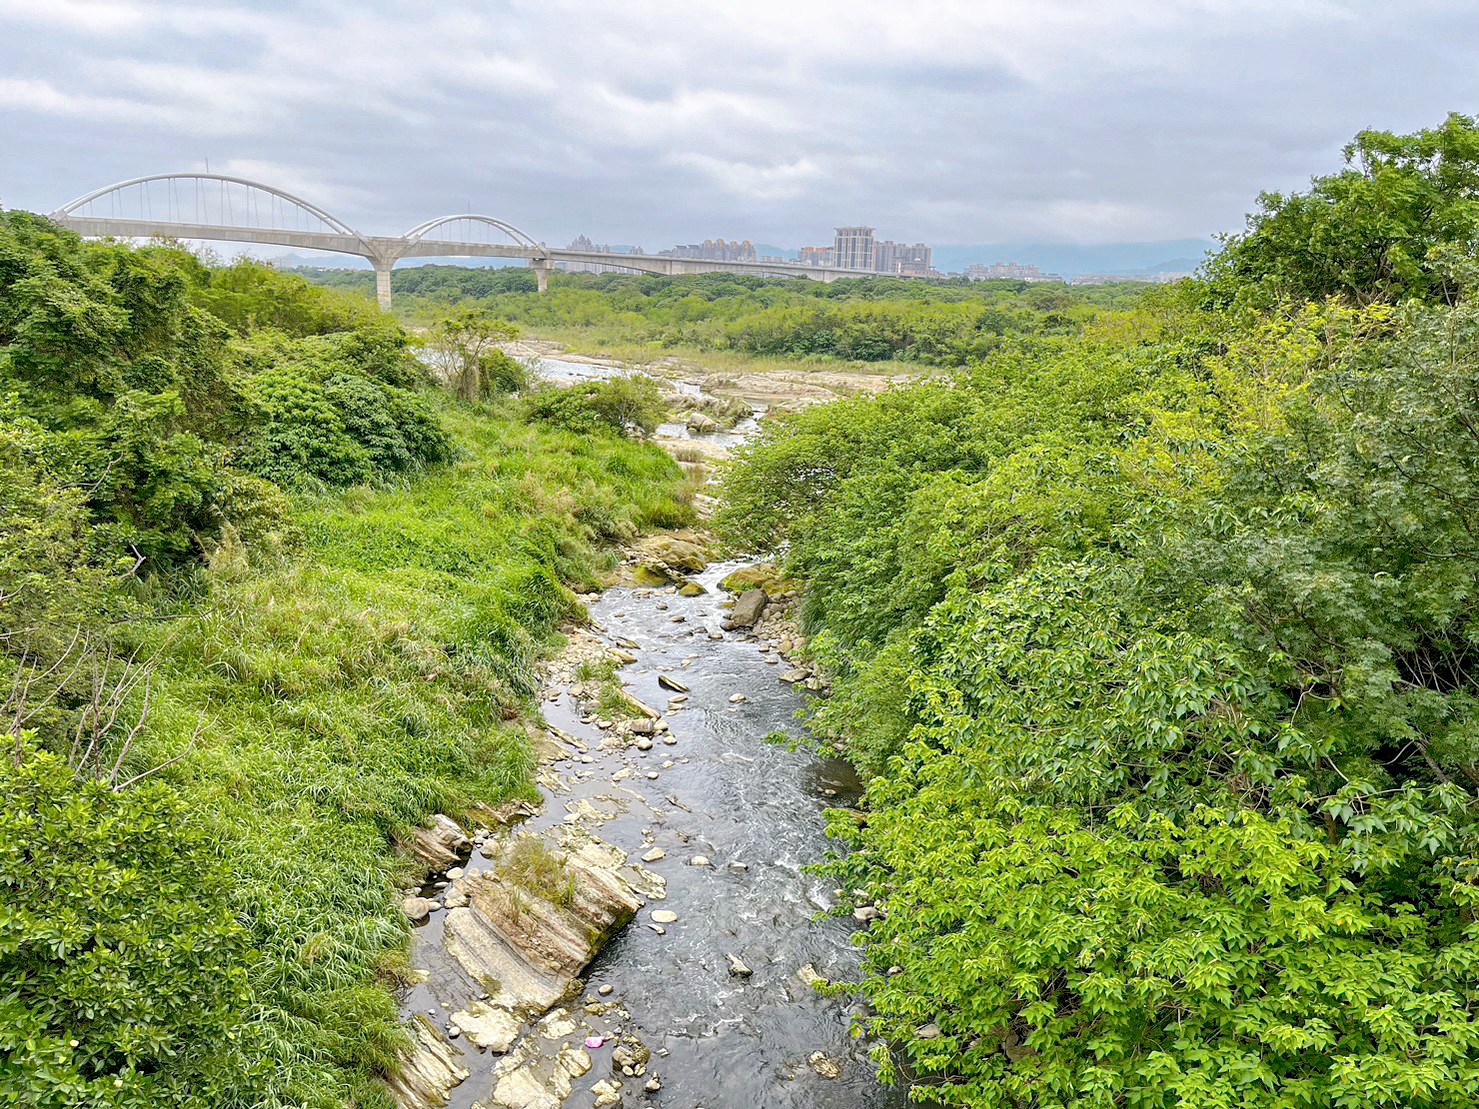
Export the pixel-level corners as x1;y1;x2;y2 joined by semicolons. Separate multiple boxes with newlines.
779;668;810;683
853;905;882;923
590;1078;623;1108
403;813;470;871
678;581;706;596
726;952;753;977
629;717;656;735
689;855;710;867
402;896;435;921
612;1037;650;1075
729;588;768;629
440;833;644;1017
657;674;689;693
385;1013;469;1109
650;909;678;924
686;411;721;433
808;1051;842;1079
634;736;654;751
449;1000;524;1052
634;535;707;574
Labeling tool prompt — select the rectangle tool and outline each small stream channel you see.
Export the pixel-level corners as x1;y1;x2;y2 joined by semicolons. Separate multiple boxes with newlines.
402;356;907;1108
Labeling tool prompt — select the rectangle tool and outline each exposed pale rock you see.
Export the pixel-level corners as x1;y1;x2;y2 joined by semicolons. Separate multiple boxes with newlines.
590;1078;623;1108
402;896;435;922
726;952;753;977
657;674;689;693
404;814;469;871
385;1014;468;1109
808;1051;842;1079
689;855;710;867
440;834;644;1017
796;963;826;989
729;692;747;703
449;1001;524;1052
641;847;666;863
650;909;678;924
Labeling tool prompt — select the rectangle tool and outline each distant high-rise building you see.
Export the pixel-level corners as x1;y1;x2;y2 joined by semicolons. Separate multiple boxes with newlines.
798;245;835;266
833;226;875;271
559;235;645;274
659;238;758;262
875;240;933;276
964;261;1064;283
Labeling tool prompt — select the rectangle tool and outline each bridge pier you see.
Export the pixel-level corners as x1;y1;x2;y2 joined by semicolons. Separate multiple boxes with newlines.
372;259;396;310
529;257;554;293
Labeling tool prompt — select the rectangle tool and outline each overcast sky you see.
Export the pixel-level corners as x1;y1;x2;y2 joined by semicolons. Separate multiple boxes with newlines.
2;0;1476;252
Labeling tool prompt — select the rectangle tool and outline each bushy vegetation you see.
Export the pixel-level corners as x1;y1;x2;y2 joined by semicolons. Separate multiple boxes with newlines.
0;214;692;1106
301;263;1152;368
721;115;1479;1105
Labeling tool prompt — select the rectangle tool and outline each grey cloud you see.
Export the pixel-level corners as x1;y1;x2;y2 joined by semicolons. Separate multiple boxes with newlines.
2;0;1477;251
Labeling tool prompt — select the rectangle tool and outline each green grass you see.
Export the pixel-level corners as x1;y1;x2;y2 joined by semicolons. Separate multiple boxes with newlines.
114;395;692;1108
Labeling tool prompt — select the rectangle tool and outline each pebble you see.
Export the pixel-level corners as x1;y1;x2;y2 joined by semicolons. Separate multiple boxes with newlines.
646;771;660;780
725;953;753;977
598;984;614;996
650;909;679;924
446;866;464;880
729;692;747;703
689;855;710;867
669;614;686;623
634;736;653;751
645;1075;662;1092
661;735;678;746
641;847;666;862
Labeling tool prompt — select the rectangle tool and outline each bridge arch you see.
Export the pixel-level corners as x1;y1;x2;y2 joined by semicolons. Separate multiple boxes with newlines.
401;214;542;251
53;173;369;243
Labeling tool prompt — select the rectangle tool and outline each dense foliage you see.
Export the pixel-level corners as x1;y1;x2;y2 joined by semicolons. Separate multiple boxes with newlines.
722;120;1479;1105
301;264;1153;368
0;214;693;1106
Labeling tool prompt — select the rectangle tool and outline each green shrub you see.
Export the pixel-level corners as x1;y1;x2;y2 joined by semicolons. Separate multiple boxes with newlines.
0;742;260;1108
524;374;665;437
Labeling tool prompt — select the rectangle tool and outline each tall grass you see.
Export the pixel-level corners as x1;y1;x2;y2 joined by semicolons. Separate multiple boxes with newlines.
115;394;692;1108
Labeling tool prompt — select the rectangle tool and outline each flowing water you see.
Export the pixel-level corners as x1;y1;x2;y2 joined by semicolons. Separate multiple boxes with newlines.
402;356;906;1107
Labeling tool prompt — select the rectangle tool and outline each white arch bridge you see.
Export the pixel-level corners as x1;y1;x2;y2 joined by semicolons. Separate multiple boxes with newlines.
48;173;878;307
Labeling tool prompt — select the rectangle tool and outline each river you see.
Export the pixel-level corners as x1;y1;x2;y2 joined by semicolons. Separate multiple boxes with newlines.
402;357;907;1108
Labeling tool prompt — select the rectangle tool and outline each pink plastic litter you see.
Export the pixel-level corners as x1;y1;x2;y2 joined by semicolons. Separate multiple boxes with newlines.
585;1036;605;1049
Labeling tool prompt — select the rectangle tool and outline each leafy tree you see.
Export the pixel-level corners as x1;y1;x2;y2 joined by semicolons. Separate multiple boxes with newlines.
423;309;525;399
1211;112;1479;306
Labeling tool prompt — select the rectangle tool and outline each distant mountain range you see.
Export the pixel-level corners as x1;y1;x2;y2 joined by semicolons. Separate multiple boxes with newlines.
265;237;1218;280
929;239;1215;278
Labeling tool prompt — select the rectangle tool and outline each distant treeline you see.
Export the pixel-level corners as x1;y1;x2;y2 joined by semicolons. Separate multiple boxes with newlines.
298;265;1159;366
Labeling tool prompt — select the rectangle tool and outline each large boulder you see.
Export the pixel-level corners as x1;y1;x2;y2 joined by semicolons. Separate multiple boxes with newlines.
633;535;707;574
440;835;644;1016
402;814;469;871
730;588;768;629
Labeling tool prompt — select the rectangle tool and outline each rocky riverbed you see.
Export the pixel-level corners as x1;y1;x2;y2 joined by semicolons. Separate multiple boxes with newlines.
387;548;905;1108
